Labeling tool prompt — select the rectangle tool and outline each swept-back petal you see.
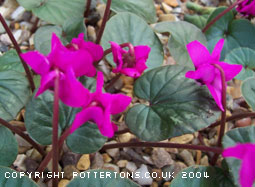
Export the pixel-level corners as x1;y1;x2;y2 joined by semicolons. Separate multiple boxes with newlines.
215;62;242;81
120;68;141;78
110;94;132;114
21;51;50;75
222;144;247;159
187;40;211;68
211;39;224;61
185;64;215;83
134;45;150;60
70;106;103;134
96;71;104;94
59;68;90;107
35;70;57;97
239;152;255;187
98;106;115;137
110;41;125;70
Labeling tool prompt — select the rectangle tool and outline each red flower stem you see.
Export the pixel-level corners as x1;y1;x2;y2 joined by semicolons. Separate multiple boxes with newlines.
210;64;226;165
95;0;112;44
101;142;223;154
30;17;40;34
202;0;244;33
52;69;60;187
34;127;70;182
84;0;92;17
0;118;45;156
105;74;121;91
0;13;35;92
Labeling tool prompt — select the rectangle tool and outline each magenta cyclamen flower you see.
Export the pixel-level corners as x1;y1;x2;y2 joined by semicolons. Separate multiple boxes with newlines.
223;143;255;187
110;41;151;78
21;33;103;107
237;0;255;16
185;39;242;111
70;71;132;137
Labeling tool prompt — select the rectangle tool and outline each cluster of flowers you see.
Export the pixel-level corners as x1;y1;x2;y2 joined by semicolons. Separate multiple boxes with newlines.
21;33;150;138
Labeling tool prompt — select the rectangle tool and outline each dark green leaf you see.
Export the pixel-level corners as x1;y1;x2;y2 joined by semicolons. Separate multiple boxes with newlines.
205;7;255;60
222;126;255;186
0;70;30;121
101;12;163;70
102;0;157;23
241;77;255;110
17;0;86;25
0;166;38;186
67;169;139;187
0;126;18;166
154;21;207;68
184;14;209;29
171;166;234;187
225;48;255;80
125;65;220;141
0;50;24;72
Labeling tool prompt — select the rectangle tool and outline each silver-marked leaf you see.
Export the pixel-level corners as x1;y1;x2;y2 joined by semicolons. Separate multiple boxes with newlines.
0;50;24;72
154;21;207;68
101;12;163;70
241;77;255;110
126;65;220;141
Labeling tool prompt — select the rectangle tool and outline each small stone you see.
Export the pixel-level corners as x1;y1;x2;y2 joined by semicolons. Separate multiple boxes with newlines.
151;169;162;182
13;154;27;171
117;160;128;168
13;29;22;44
162;2;173;13
0;34;12;45
118;132;133;143
20;21;33;30
142;155;154;165
133;164;153;185
15;134;31;147
103;163;119;173
58;179;70;187
46;145;52;154
200;155;209;166
0;19;9;34
180;150;195;166
87;26;96;42
61;152;81;168
173;162;187;177
76;154;90;171
164;0;179;7
47;160;62;173
159;13;176;22
18;146;30;154
105;140;120;158
152;148;173;168
152;181;159;187
170;134;194;144
126;162;137;172
91;152;104;169
63;165;80;180
235;117;252;127
11;6;25;21
22;11;32;22
24;158;39;173
29;34;34;46
26;148;42;162
96;4;106;18
163;182;171;187
102;153;112;163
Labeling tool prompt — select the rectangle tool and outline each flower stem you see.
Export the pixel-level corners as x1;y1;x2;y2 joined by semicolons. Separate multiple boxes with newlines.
0;13;35;92
0;118;45;156
52;69;60;187
96;0;112;44
34;127;70;182
202;0;244;33
101;142;223;154
30;17;40;34
84;0;92;17
211;64;226;165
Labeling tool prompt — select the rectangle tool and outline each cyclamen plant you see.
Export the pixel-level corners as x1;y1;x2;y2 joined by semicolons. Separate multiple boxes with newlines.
0;0;255;187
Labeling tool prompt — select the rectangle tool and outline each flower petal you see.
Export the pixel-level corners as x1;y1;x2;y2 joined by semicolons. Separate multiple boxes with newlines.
222;144;247;159
211;39;224;61
59;68;90;107
35;70;57;97
120;68;141;78
239;151;255;187
134;45;151;61
70;106;103;134
110;41;125;70
185;64;215;83
215;61;242;81
110;94;132;114
187;40;212;68
21;51;50;75
98;106;115;137
96;71;104;94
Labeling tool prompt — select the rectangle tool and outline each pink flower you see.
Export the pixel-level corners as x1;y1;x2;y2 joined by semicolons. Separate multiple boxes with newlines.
21;33;103;107
70;71;132;137
237;0;255;16
223;143;255;187
185;39;242;111
110;41;151;78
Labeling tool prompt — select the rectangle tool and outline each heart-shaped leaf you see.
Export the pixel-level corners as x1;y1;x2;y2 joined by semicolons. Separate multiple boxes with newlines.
225;48;255;80
0;126;18;166
241;77;255;110
67;169;139;187
205;7;255;60
17;0;86;25
154;21;207;68
125;65;220;141
102;0;157;23
101;12;163;70
0;166;38;186
0;50;24;72
0;70;30;121
222;126;255;187
171;166;234;187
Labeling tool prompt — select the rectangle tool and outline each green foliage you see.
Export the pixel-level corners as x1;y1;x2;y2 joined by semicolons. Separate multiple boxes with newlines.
241;77;255;110
0;50;24;72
